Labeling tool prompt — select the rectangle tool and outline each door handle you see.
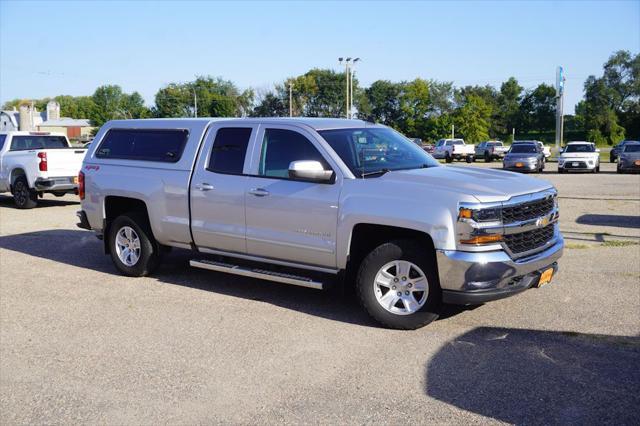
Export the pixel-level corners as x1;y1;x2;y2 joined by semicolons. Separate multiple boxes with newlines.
195;183;214;191
249;188;270;197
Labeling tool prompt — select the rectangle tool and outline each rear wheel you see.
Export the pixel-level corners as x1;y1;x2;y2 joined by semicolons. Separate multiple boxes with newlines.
484;152;492;163
108;213;161;277
12;176;37;209
356;240;441;330
466;156;473;163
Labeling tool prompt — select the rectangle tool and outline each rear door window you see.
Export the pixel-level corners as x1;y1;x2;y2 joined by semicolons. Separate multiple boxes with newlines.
0;135;6;150
96;129;189;162
207;127;253;174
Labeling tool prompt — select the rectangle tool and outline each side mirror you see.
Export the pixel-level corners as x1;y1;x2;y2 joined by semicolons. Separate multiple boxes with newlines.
288;160;334;182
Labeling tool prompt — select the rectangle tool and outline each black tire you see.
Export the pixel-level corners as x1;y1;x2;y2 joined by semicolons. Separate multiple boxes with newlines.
356;239;441;330
558;168;565;174
610;154;615;163
484;152;491;163
108;213;161;277
617;165;623;174
445;153;453;163
52;191;67;197
12;176;38;209
594;164;600;173
466;156;473;163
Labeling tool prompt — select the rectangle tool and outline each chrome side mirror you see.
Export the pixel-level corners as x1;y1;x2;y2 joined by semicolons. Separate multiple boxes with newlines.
288;160;334;182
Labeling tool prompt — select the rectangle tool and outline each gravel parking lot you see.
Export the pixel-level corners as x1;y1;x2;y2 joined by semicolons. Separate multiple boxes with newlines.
1;162;639;424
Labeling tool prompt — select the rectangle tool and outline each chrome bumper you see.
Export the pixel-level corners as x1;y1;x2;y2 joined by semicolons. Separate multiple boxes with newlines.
436;234;564;305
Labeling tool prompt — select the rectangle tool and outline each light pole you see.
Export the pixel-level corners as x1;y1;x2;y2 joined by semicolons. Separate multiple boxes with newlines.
350;58;360;119
193;87;198;118
338;57;352;118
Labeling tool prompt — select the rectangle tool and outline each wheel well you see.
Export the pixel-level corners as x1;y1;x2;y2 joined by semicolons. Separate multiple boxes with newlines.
346;224;436;280
103;196;150;253
10;169;26;187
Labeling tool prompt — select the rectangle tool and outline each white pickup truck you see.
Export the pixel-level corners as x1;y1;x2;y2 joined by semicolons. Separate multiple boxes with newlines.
0;131;86;208
433;138;475;163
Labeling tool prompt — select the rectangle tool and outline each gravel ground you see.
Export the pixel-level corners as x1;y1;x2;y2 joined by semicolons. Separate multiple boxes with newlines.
1;163;639;424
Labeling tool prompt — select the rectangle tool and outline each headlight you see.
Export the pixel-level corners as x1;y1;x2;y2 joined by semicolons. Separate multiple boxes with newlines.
458;207;502;222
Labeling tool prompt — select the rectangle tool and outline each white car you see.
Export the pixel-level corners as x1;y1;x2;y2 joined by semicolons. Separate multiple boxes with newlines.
558;141;600;173
0;131;86;208
433;138;475;163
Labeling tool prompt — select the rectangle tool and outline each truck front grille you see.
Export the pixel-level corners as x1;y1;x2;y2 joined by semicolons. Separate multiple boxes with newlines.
502;196;554;224
504;224;555;254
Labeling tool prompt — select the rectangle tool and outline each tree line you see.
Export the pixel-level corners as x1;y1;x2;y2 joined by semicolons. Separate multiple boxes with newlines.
3;50;637;145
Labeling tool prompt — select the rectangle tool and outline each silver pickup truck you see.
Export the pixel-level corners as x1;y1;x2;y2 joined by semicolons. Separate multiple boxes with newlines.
77;118;563;329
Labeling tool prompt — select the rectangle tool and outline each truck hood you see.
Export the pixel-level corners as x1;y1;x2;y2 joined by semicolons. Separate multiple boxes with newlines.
381;166;553;203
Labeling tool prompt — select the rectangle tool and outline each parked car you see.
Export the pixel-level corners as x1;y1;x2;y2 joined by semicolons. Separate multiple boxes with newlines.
475;140;509;162
512;140;550;159
0;131;86;208
611;140;640;163
616;142;640;173
422;143;435;154
433;138;475;163
558;141;600;173
502;142;545;173
77;118;563;330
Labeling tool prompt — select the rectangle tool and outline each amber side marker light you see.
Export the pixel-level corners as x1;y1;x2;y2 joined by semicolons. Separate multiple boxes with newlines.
460;234;503;245
458;208;474;220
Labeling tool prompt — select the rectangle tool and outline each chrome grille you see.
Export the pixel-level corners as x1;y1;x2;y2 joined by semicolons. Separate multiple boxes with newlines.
502;196;554;224
504;224;555;254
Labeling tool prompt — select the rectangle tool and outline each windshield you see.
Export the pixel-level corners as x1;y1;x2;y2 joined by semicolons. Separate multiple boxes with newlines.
319;127;439;177
509;144;537;154
565;144;595;153
10;135;68;151
623;144;640;153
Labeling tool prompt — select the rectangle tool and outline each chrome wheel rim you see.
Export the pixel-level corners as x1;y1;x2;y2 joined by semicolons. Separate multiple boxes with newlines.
373;260;428;315
115;226;141;266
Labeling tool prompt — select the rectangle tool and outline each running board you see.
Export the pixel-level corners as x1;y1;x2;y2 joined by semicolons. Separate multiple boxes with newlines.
189;259;324;290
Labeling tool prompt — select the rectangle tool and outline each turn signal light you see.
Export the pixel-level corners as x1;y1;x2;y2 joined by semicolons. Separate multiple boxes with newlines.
458;208;473;219
460;234;503;245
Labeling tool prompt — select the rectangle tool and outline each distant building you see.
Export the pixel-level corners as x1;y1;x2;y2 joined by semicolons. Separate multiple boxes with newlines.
0;100;94;140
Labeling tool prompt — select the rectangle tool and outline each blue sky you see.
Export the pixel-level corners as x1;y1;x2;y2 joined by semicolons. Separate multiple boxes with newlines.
1;0;638;113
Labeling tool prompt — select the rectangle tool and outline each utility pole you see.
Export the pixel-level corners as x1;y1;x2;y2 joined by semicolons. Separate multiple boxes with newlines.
350;58;360;119
512;127;515;141
451;124;454;139
555;66;565;152
193;88;198;118
289;82;293;117
339;57;358;118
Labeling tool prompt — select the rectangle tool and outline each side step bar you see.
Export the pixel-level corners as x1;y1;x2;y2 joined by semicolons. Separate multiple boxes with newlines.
189;259;324;290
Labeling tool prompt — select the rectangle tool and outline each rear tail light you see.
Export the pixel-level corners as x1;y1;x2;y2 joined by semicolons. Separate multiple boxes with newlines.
37;152;48;172
78;171;85;200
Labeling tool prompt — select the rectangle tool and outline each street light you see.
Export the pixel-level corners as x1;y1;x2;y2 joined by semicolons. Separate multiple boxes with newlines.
338;57;360;119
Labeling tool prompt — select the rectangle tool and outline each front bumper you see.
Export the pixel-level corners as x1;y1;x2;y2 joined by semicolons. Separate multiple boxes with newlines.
503;161;539;172
34;176;78;192
436;234;564;305
618;159;640;171
558;160;596;171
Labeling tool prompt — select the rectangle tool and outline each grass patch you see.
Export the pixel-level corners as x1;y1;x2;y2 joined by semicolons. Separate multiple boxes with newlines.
565;243;591;249
602;240;640;247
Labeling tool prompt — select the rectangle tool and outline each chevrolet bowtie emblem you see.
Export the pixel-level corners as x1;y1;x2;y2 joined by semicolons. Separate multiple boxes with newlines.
536;216;550;228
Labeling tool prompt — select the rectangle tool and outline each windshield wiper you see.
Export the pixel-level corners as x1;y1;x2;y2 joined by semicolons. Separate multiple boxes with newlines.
360;168;390;178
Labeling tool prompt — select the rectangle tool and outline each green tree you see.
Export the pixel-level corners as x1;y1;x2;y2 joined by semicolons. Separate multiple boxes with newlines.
496;77;523;137
454;94;491;143
518;83;556;133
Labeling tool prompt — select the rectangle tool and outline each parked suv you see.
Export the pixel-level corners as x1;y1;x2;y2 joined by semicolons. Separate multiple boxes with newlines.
77;118;563;329
475;140;508;162
558;142;600;173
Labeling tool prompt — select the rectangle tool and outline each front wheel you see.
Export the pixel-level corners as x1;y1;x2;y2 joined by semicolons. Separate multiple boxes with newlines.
356;240;441;330
466;156;473;163
610;155;616;163
445;153;453;163
108;214;161;277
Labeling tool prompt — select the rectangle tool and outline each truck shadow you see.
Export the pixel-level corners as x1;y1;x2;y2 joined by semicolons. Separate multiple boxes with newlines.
0;194;79;209
425;327;640;424
576;213;640;229
0;229;385;327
